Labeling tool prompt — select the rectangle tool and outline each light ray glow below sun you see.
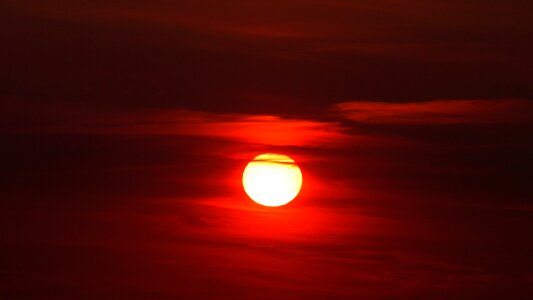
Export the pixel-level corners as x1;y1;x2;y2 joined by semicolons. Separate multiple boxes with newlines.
242;153;303;207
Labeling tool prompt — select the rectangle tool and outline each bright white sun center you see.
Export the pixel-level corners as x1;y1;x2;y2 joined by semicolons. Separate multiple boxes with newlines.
242;153;302;207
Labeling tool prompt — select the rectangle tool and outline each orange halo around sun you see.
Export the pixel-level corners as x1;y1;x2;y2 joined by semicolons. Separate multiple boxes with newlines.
242;153;303;207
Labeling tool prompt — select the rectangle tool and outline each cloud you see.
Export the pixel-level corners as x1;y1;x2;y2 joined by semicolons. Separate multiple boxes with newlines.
159;113;349;147
149;112;350;147
334;99;533;124
1;102;350;147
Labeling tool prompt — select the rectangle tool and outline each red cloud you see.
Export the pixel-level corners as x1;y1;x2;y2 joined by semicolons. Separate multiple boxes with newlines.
1;102;350;147
334;99;533;124
117;110;351;147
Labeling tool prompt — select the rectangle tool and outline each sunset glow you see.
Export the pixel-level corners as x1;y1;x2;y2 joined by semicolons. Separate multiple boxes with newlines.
2;1;532;299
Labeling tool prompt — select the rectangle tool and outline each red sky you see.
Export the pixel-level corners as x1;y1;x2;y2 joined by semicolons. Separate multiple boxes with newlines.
1;1;533;299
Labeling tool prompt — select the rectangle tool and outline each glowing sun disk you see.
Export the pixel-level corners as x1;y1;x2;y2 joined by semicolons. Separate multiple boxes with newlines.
242;153;302;207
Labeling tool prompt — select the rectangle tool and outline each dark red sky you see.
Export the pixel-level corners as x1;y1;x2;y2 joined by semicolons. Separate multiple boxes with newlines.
1;1;533;299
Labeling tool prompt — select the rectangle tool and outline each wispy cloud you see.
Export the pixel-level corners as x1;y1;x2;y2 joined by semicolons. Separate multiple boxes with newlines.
118;110;350;147
2;103;350;147
334;99;533;124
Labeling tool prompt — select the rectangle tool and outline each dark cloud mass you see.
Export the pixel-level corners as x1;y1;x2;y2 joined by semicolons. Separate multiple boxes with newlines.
1;1;532;299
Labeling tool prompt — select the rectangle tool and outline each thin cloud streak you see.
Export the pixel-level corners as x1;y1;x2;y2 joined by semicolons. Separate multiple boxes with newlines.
2;105;351;147
334;99;533;124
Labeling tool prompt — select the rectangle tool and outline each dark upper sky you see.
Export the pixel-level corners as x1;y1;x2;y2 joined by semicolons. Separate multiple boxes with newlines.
1;1;533;299
2;0;532;114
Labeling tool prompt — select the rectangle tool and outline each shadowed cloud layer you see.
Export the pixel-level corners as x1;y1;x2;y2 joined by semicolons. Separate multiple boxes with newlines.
335;99;533;124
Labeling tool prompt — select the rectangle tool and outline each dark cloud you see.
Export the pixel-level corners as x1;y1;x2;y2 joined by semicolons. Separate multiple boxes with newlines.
335;99;533;124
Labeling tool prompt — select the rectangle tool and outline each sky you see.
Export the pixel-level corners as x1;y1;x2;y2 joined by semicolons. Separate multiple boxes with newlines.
1;1;533;299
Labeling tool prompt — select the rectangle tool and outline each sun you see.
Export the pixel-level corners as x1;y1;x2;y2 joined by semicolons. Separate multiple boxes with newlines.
242;153;303;207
